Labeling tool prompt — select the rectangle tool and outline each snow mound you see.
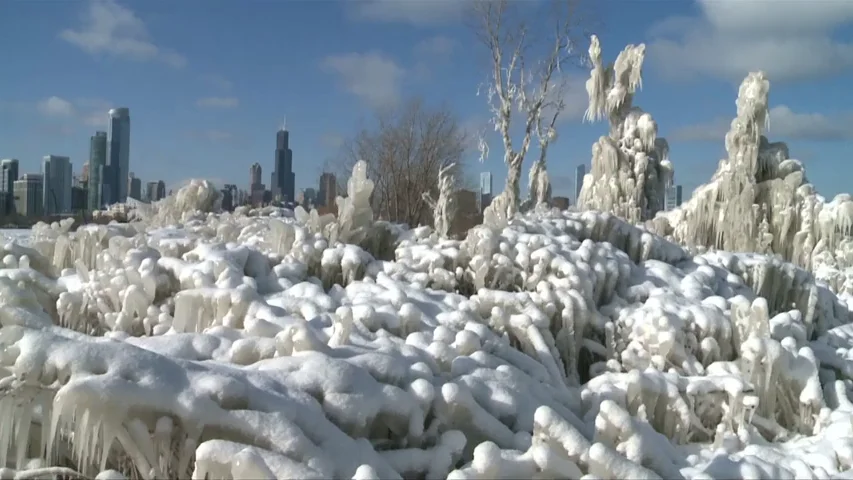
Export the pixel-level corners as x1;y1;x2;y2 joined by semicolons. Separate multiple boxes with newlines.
1;161;853;479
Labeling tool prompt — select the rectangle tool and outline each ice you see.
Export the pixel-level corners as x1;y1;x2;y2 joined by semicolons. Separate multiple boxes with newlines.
3;41;853;480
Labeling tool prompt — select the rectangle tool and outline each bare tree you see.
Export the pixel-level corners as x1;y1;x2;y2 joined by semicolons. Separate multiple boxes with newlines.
335;98;469;228
471;0;588;222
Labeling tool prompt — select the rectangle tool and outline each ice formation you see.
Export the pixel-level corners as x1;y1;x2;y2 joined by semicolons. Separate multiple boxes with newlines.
2;151;853;479
578;35;673;223
650;71;853;295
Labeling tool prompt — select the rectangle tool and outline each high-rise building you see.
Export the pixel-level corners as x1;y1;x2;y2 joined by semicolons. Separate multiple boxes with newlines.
156;180;166;200
80;161;90;185
43;155;72;215
128;172;142;199
106;108;131;205
71;185;88;212
88;131;107;211
574;164;586;204
318;172;336;207
1;159;19;215
250;163;262;188
274;122;295;203
302;187;316;206
14;174;43;217
664;184;684;211
221;184;238;211
145;181;157;202
479;172;493;212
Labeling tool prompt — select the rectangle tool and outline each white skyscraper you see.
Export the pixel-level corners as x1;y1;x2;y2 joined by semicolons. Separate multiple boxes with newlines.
42;155;72;215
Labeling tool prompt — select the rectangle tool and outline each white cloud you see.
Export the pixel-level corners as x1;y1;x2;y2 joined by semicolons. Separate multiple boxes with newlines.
60;0;186;68
36;96;112;129
670;105;853;142
414;35;456;57
321;52;406;108
37;96;76;117
647;0;853;83
348;0;465;26
201;74;233;90
196;97;239;109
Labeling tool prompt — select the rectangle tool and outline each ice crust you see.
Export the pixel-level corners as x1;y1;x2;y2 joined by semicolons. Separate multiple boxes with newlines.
3;170;853;479
3;51;853;480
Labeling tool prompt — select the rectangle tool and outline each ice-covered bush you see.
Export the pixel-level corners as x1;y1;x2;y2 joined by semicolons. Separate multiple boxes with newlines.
578;35;673;223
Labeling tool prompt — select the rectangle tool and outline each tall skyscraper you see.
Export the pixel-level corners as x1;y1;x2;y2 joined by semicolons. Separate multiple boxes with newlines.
1;159;19;215
274;121;295;203
14;174;43;217
106;108;130;205
88;131;107;211
318;172;336;207
574;164;586;204
479;172;493;212
42;155;72;215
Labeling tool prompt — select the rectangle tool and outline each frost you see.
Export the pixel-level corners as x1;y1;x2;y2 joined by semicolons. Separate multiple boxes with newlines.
422;162;458;238
578;35;673;223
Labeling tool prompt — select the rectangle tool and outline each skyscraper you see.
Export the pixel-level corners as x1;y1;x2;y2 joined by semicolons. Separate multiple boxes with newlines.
145;181;157;202
14;174;43;217
664;184;684;211
88;131;107;211
42;155;72;215
128;172;142;199
318;172;336;207
106;108;130;205
574;164;586;204
1;159;19;215
156;180;166;200
250;163;262;189
274;121;295;203
479;172;493;212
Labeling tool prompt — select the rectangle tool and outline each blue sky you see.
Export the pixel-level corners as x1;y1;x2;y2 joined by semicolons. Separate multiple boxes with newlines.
1;0;852;199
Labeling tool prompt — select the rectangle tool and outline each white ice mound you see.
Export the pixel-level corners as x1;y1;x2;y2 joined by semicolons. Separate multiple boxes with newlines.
578;35;673;223
651;71;853;296
3;186;853;479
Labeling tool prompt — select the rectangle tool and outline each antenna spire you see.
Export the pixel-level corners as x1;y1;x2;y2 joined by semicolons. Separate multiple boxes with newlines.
282;115;287;131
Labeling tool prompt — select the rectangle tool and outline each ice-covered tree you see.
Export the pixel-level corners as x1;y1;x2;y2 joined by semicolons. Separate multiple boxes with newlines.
577;35;673;223
472;0;584;226
652;71;853;292
422;162;458;238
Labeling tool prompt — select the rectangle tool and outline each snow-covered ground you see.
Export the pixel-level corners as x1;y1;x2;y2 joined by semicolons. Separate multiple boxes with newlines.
2;188;853;480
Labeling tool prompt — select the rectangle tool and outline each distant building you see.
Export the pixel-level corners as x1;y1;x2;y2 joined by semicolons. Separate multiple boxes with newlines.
71;185;87;212
273;122;296;203
88;131;107;211
128;172;141;200
14;174;43;217
250;163;263;191
105;108;131;205
479;172;493;212
156;180;166;200
80;161;89;185
552;196;570;210
1;159;19;215
302;187;317;206
318;172;336;207
665;184;684;211
574;164;586;204
145;181;157;202
221;184;238;211
42;155;72;215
